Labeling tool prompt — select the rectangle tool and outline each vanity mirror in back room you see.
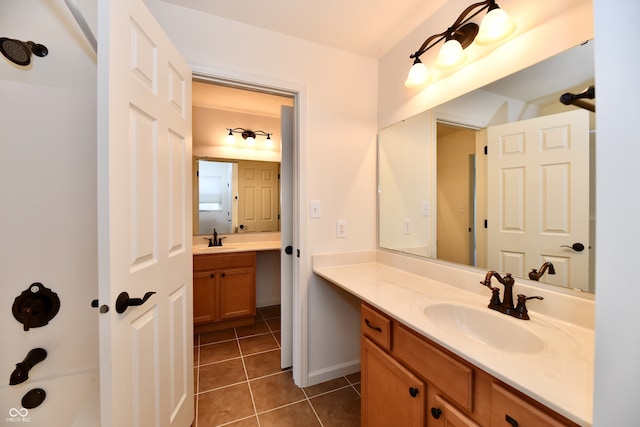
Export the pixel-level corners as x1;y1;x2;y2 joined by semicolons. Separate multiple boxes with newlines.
378;40;595;293
191;80;294;236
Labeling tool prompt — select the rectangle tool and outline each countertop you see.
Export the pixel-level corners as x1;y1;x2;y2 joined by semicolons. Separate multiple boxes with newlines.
193;240;281;255
313;254;594;426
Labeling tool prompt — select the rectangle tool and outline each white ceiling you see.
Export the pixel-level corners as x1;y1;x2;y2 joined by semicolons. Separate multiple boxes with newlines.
160;0;449;58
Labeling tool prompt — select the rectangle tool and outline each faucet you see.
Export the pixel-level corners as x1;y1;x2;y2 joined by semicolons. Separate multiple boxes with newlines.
528;262;556;281
480;271;516;315
481;271;544;320
205;229;225;247
9;348;47;385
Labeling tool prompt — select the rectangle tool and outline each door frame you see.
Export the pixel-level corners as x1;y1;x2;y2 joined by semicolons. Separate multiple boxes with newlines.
191;66;308;386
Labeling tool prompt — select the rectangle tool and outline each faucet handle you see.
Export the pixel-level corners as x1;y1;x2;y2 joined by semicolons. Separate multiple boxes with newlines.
512;294;544;320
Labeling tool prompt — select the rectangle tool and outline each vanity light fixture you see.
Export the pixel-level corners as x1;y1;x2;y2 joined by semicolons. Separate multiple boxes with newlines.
405;0;516;88
226;127;273;147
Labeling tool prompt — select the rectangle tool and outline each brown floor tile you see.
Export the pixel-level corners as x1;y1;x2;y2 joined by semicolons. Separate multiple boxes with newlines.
193;346;199;365
250;371;306;413
258;401;321;427
199;340;240;365
353;382;361;395
243;349;282;379
200;328;236;345
266;317;280;332
197;383;255;426
345;372;361;385
239;333;278;356
304;377;349;397
272;330;281;346
310;386;361;427
223;416;259;426
199;358;246;392
258;305;281;319
236;320;270;337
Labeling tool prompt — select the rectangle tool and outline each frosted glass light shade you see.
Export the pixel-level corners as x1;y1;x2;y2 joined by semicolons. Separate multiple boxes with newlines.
226;132;236;144
476;7;516;45
435;39;466;68
404;60;431;88
245;136;256;146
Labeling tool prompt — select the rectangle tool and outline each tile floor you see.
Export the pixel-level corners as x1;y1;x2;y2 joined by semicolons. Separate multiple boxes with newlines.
193;306;361;427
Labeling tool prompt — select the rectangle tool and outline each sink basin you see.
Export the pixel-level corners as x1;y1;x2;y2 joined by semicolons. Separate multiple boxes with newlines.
423;303;545;354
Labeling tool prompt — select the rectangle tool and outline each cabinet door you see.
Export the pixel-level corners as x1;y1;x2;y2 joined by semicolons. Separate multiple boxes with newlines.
193;270;218;324
429;394;479;427
362;337;425;427
219;267;256;320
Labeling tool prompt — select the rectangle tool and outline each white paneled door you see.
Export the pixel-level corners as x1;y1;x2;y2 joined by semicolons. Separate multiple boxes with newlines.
97;0;193;426
487;110;590;290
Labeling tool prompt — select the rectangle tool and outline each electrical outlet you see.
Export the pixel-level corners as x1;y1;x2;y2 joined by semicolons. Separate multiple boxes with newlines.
422;201;430;216
336;220;347;238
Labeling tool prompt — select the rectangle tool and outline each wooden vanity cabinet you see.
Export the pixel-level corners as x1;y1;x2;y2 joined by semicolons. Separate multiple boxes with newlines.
193;252;256;332
360;303;579;427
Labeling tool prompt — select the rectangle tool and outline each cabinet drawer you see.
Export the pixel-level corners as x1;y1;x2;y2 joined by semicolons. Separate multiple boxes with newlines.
193;252;255;271
393;323;474;412
361;304;392;351
490;383;577;427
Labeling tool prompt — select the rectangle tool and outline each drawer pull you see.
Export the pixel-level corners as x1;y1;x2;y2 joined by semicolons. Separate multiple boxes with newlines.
430;407;442;419
364;318;382;333
409;387;419;398
505;414;519;427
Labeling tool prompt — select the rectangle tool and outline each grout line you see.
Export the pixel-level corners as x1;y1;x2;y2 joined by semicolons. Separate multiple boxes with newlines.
193;334;200;427
302;386;325;427
236;327;262;427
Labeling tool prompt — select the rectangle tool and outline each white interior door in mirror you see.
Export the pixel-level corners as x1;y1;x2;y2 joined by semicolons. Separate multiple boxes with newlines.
487;110;590;291
238;161;280;233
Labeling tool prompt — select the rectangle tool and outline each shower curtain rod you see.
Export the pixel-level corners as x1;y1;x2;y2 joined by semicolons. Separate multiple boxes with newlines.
64;0;97;54
560;85;595;113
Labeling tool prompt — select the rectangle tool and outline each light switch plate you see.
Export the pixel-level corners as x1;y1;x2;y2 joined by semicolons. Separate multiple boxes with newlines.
310;200;321;218
336;220;347;238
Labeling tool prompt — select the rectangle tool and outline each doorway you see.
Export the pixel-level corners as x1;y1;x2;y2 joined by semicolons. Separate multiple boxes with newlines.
191;75;298;371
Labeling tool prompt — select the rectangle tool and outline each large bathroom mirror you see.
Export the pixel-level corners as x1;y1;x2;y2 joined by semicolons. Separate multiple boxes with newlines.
379;40;595;293
194;158;281;235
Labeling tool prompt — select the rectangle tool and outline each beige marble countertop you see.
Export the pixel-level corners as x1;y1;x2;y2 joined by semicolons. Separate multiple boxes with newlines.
313;251;594;426
193;232;281;255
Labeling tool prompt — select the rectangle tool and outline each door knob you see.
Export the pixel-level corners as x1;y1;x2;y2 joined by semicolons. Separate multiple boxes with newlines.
115;291;156;314
285;245;293;255
561;242;585;252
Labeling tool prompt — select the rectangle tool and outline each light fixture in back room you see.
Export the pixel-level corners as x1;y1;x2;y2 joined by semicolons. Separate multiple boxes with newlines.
226;127;274;147
405;0;516;88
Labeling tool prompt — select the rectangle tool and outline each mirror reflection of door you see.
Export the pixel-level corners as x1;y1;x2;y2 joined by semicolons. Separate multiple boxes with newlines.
487;109;590;291
238;160;280;233
436;123;477;265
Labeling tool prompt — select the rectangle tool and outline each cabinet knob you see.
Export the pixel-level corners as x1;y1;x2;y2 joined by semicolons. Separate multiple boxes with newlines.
210;274;215;278
221;273;226;278
430;407;442;419
408;387;419;398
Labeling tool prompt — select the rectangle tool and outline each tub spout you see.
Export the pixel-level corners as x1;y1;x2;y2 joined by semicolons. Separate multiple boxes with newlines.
9;348;47;385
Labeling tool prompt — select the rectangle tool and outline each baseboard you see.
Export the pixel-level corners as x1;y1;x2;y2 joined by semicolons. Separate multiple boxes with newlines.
306;358;361;387
257;297;281;308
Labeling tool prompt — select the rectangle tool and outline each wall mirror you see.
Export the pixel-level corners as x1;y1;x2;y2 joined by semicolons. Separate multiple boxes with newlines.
378;40;595;293
194;158;281;235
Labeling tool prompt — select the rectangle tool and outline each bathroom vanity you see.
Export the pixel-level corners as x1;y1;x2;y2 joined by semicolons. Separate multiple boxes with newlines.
192;235;281;332
313;251;594;426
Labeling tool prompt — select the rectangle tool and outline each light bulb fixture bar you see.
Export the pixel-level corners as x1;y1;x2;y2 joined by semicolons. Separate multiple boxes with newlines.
226;127;273;146
405;0;516;88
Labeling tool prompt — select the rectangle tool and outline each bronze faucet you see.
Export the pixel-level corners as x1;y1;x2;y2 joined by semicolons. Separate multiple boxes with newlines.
528;262;556;281
481;271;544;320
480;271;515;315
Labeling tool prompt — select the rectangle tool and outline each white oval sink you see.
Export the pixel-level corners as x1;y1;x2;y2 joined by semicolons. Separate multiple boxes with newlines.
423;303;545;354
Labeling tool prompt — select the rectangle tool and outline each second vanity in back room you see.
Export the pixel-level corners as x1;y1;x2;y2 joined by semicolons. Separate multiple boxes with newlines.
310;3;595;427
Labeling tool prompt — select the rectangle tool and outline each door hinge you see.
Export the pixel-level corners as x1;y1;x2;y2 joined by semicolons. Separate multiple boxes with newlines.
484;219;488;228
484;145;488;155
